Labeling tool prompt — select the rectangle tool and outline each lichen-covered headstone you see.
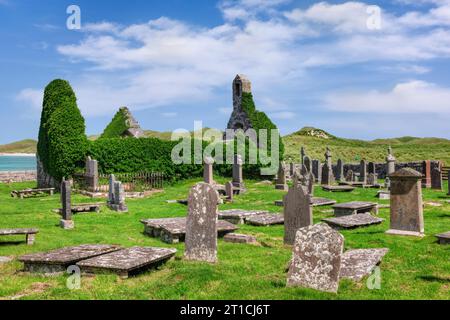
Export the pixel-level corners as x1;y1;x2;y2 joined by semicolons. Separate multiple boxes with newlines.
185;183;220;263
284;177;312;245
275;163;288;190
108;181;128;213
287;223;344;293
386;168;424;237
60;179;74;229
85;157;99;192
321;164;335;186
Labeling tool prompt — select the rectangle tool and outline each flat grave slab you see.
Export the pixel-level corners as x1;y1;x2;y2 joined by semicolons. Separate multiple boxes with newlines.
11;188;55;199
322;185;355;192
218;209;269;224
77;247;177;278
275;197;336;207
141;217;238;244
340;248;389;281
56;204;102;215
435;231;450;245
19;244;122;274
377;190;390;200
339;181;365;187
246;213;284;226
323;214;384;229
224;233;257;244
332;201;378;217
0;228;39;245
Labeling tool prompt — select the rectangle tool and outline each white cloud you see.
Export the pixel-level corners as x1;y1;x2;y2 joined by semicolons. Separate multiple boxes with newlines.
16;89;43;110
269;111;296;119
324;80;450;114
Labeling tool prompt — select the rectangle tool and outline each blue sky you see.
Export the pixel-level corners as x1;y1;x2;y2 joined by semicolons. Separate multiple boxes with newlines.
1;0;450;144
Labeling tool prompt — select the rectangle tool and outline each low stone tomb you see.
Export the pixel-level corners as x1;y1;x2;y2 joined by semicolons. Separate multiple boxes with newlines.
246;214;284;226
218;209;269;225
322;185;355;192
339;249;389;281
323;214;384;230
77;247;177;278
57;203;102;215
275;197;336;208
224;233;257;244
435;232;450;245
332;202;379;217
377;190;390;200
11;188;55;199
19;244;122;275
0;228;38;245
141;217;237;244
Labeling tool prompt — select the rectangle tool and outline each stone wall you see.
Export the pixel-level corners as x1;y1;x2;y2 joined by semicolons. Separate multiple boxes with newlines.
0;170;37;183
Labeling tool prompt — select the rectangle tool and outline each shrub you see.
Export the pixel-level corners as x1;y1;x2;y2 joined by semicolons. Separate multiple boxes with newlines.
37;79;88;182
100;107;130;139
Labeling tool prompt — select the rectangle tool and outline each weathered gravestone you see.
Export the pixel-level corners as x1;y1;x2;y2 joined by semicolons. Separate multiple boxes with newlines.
345;170;354;183
284;176;312;245
108;174;115;205
60;180;74;230
368;162;376;175
321;164;335;186
85;157;99;192
108;181;128;213
203;157;215;185
300;147;306;166
422;160;431;188
232;154;245;192
435;232;450;245
386;146;396;176
386;168;425;237
289;163;296;178
360;160;367;184
185;183;220;263
304;156;312;174
225;181;234;202
325;147;332;168
287;223;344;293
336;159;344;181
312;160;322;183
367;173;378;186
431;167;443;191
275;163;288;191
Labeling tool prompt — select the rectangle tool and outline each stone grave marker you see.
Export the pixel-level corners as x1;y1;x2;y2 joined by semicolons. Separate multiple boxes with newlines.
312;160;322;183
287;223;344;293
185;183;220;263
345;170;354;183
108;181;128;212
275;163;288;191
340;248;389;281
336;159;344;181
435;232;450;245
108;174;115;205
325;147;332;167
323;214;384;230
368;162;376;175
386;168;424;237
360;160;367;184
431;167;443;191
224;233;257;244
60;180;74;230
422;160;431;188
321;164;335;186
232;154;245;192
203;157;215;184
284;177;312;245
85;156;99;192
386;146;396;176
225;181;234;202
367;173;378;186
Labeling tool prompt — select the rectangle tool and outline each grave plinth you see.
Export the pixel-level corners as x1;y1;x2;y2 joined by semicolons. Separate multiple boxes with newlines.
332;202;379;217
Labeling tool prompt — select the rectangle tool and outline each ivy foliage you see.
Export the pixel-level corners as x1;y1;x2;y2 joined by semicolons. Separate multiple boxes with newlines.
37;79;88;182
100;107;130;139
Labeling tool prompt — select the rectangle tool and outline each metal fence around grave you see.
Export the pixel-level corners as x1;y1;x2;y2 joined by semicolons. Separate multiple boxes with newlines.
73;172;164;193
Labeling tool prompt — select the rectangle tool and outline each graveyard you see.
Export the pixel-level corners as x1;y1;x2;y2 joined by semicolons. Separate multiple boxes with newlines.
0;173;448;299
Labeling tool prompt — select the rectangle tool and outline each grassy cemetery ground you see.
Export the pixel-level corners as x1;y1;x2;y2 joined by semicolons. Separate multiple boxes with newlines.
0;179;449;300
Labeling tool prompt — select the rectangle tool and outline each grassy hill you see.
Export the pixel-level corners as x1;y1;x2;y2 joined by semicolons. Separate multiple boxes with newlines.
283;127;450;165
0;139;37;154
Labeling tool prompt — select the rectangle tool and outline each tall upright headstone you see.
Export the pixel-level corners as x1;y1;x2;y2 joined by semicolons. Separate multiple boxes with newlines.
304;156;312;174
336;159;344;181
185;183;220;263
232;154;245;191
108;181;128;213
422;160;431;188
367;173;378;186
225;181;234;202
287;223;344;293
284;176;312;245
386;146;396;176
290;163;296;178
108;174;116;205
312;160;322;183
321;164;334;186
360;160;367;184
368;162;376;175
386;168;424;237
203;157;215;185
85;157;99;192
345;170;354;183
275;163;288;191
301;147;306;166
431;166;443;191
325;147;332;168
60;180;74;230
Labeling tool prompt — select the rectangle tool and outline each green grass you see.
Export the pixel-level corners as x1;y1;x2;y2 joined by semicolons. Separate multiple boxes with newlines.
0;178;449;300
0;139;37;154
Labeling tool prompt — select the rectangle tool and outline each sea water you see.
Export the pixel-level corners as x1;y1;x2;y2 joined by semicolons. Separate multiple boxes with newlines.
0;156;36;172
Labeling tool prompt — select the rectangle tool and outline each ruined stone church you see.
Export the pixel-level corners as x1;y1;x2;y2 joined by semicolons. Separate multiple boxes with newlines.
226;74;254;137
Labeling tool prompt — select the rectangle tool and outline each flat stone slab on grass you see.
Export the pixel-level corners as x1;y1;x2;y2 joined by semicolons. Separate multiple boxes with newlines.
436;231;450;245
323;214;384;229
57;204;102;214
246;213;284;226
311;197;337;207
218;209;269;224
19;244;123;274
322;185;355;192
339;181;365;187
332;202;378;217
141;217;238;244
77;247;177;278
0;228;39;245
224;233;257;244
340;248;389;281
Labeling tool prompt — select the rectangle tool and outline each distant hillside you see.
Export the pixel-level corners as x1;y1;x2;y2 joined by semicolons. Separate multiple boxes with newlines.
0;139;37;154
283;127;450;165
